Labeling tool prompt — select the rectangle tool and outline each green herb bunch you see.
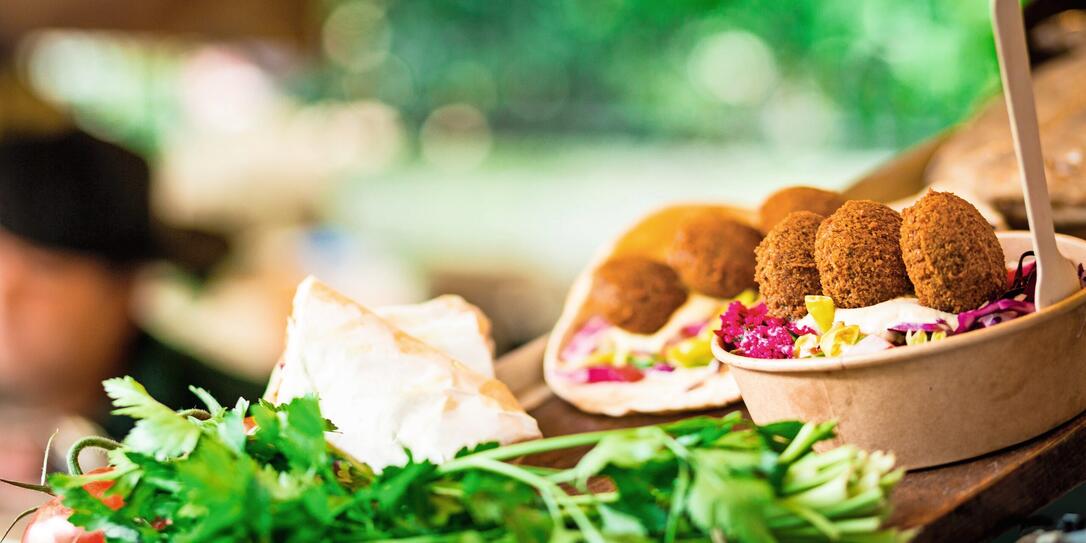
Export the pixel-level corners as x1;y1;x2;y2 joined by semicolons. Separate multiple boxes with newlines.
26;377;912;542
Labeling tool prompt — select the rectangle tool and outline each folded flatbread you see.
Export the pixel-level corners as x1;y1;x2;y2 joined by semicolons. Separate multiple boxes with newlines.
375;295;495;377
545;204;747;416
266;277;540;471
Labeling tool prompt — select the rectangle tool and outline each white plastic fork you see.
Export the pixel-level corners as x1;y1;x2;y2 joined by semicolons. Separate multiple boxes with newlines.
991;0;1081;311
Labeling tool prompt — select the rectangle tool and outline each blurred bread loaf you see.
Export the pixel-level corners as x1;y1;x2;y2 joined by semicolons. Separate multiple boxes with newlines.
926;47;1086;232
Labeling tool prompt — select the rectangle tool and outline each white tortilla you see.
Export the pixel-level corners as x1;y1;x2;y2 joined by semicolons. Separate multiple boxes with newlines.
267;277;540;471
375;295;495;377
544;204;748;416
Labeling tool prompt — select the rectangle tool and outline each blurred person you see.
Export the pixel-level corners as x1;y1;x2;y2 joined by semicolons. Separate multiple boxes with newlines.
0;130;262;443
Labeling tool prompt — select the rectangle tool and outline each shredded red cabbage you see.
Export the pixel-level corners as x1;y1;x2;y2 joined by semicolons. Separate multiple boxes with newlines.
1004;251;1038;302
567;365;644;383
680;320;709;338
560;316;610;361
888;320;953;334
954;298;1036;333
716;301;812;359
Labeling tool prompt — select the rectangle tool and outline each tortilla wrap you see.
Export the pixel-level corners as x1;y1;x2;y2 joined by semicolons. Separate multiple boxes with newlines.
375;295;496;377
544;204;754;416
267;276;541;471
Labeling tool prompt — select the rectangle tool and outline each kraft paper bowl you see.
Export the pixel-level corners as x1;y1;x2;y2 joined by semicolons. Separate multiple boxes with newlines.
712;231;1086;469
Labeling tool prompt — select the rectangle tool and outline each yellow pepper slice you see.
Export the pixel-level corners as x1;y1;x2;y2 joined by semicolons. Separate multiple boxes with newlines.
735;289;759;307
905;330;927;346
819;322;862;357
666;336;714;368
793;333;821;358
804;295;836;334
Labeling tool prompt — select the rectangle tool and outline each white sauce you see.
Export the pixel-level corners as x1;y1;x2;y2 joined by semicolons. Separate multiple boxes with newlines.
796;296;958;337
607;294;723;358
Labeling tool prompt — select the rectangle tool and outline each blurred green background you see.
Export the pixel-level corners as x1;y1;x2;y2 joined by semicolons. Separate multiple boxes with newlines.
27;0;1001;152
0;0;1017;369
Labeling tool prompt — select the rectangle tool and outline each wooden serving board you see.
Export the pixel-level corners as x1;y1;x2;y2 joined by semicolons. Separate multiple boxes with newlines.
497;338;1086;542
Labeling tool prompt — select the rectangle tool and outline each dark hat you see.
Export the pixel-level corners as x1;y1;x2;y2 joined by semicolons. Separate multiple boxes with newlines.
0;130;227;271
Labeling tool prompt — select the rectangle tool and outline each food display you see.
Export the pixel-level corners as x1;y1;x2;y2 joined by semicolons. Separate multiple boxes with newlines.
546;186;896;416
4;277;911;543
717;190;1085;361
549;185;1085;410
545;205;769;416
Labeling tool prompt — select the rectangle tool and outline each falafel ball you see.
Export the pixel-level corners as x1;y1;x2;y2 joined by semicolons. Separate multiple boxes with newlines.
815;200;912;308
760;186;847;233
901;191;1006;313
666;212;762;298
755;211;824;319
589;256;688;334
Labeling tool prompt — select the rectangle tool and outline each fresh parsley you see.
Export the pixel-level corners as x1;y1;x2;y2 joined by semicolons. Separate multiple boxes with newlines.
22;378;913;542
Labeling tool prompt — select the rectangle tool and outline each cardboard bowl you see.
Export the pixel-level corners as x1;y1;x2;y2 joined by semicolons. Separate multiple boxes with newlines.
712;231;1086;470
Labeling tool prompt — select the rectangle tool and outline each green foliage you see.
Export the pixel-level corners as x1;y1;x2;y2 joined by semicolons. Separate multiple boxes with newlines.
32;1;1007;153
315;0;1003;147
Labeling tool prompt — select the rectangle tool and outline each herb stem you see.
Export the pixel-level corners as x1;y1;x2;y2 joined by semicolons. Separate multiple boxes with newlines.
66;436;122;475
437;430;619;472
450;457;606;543
2;506;38;541
664;462;690;543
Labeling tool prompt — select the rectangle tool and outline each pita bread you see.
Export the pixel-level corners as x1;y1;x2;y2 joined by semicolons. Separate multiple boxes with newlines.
925;47;1086;230
267;277;540;471
375;295;495;377
544;203;749;416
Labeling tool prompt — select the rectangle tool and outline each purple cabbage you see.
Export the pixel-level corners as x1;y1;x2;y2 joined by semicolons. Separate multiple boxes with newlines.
887;252;1044;339
680;320;709;338
560;316;610;361
954;298;1036;333
567;365;644;383
888;320;954;334
1004;252;1038;302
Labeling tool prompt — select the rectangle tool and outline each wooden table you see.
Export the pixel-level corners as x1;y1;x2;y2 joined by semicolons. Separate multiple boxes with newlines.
497;337;1086;543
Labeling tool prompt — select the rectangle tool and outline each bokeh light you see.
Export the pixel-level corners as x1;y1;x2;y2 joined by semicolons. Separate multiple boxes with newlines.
179;47;280;133
322;1;391;73
687;30;779;106
420;103;492;171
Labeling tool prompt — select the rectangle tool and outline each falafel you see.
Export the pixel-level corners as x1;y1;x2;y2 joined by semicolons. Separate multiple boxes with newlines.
666;211;762;298
901;191;1006;313
589;256;688;334
755;211;824;319
815;200;912;308
760;186;847;233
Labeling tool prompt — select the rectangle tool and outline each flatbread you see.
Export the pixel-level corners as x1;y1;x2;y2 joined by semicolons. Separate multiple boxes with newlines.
544;204;750;416
376;295;495;378
267;277;541;471
926;47;1086;228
